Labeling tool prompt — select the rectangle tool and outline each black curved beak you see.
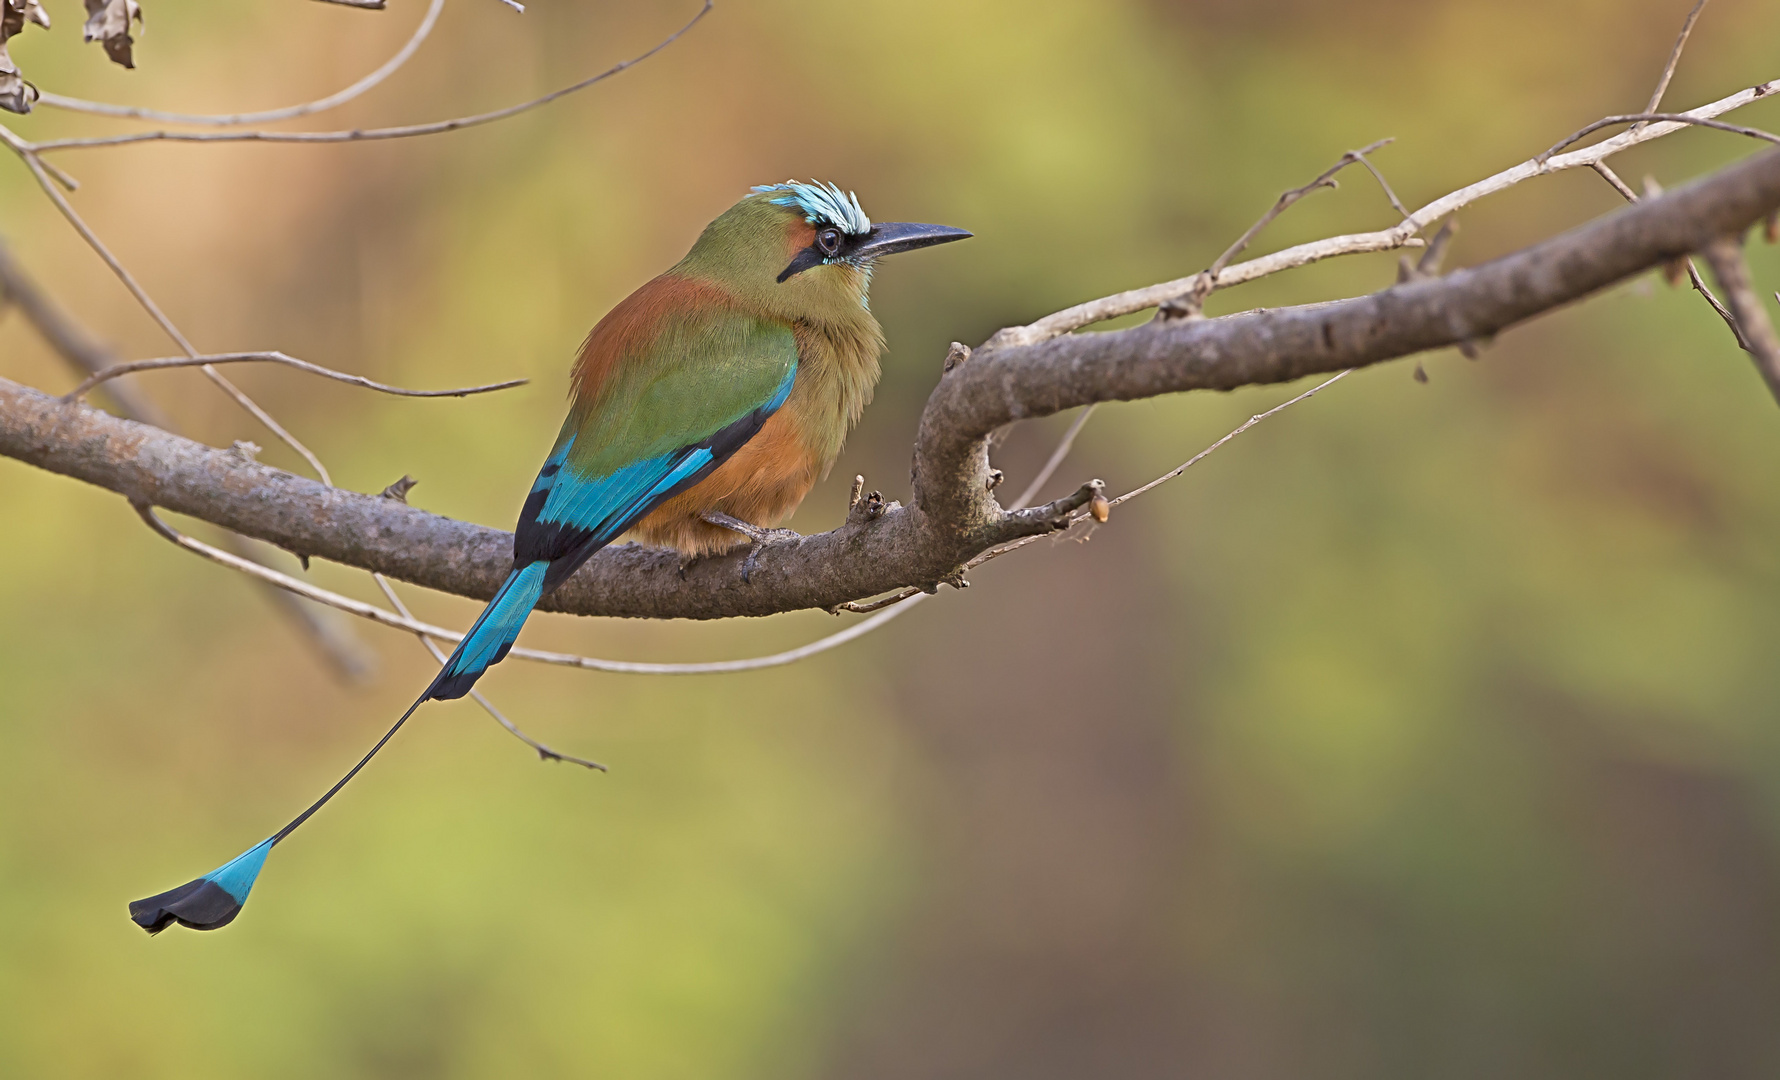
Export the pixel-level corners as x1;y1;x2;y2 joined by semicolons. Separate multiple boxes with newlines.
848;222;972;259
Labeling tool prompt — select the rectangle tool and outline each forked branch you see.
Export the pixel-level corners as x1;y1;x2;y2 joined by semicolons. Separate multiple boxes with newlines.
6;146;1780;622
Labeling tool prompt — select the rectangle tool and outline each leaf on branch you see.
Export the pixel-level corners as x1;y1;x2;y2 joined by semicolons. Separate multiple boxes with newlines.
0;41;37;114
0;0;50;115
82;0;142;70
4;0;49;31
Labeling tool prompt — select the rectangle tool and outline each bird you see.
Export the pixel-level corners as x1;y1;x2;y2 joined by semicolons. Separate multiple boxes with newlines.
129;181;970;934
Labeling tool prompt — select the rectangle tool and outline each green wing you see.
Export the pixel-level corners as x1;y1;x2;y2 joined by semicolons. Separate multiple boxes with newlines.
511;307;798;571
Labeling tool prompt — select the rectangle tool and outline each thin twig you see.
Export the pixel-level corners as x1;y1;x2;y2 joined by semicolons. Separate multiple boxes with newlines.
1685;260;1748;346
1109;371;1351;507
994;77;1780;347
371;573;604;770
1414;218;1458;276
1701;237;1780;404
28;1;714;154
1160;139;1399;317
1211;139;1393;282
37;0;446;126
63;351;527;403
1538;112;1780;163
3;134;335;483
1589;160;1748;348
1634;0;1710;131
1349;143;1414;222
968;371;1352;569
1590;159;1641;201
34;156;79;192
1013;404;1098;508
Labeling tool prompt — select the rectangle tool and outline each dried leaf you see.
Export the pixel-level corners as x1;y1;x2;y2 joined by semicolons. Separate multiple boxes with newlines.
83;0;142;70
0;40;36;114
1;0;50;36
0;0;49;115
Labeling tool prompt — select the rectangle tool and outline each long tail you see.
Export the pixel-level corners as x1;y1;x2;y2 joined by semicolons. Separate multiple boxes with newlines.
129;562;551;934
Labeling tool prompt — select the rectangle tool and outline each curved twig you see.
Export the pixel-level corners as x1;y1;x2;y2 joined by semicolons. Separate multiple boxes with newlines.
63;351;527;403
36;0;447;126
1211;139;1397;283
29;1;714;154
1537;112;1780;163
966;371;1350;569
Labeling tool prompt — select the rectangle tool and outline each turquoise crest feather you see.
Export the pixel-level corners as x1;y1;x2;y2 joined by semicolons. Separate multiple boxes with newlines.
752;180;871;236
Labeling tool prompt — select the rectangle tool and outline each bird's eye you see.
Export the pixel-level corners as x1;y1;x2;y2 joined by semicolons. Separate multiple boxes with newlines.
816;228;842;256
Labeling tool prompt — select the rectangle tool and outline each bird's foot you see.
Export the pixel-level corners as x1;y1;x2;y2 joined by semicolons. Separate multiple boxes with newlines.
700;511;801;583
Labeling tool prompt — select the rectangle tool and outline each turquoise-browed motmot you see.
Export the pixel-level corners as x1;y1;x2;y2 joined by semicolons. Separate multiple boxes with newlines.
130;182;969;933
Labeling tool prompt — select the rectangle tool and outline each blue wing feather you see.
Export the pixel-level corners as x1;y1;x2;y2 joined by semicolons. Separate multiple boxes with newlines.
513;361;795;576
537;443;714;544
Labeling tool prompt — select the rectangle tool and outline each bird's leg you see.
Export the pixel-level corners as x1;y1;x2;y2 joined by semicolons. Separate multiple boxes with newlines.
701;511;801;583
701;510;801;545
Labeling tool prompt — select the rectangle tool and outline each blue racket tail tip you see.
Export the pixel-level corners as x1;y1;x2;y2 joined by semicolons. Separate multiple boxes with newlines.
129;838;272;934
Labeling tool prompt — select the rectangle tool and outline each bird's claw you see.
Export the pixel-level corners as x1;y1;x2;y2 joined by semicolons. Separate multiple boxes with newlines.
700;511;801;583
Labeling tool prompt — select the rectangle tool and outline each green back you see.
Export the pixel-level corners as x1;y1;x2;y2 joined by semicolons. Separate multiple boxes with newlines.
563;304;797;479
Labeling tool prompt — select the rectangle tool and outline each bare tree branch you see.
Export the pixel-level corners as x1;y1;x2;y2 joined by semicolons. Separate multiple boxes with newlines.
7;146;1780;624
1636;0;1710;130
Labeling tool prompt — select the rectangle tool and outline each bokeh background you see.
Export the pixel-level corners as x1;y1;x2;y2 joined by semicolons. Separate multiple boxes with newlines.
3;0;1780;1075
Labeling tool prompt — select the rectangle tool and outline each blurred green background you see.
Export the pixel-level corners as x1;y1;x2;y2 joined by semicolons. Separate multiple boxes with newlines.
3;0;1780;1075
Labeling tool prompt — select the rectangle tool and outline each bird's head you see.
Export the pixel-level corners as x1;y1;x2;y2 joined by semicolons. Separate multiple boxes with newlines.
677;180;970;320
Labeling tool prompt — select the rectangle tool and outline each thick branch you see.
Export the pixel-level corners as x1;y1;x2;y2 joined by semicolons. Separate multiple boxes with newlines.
5;148;1780;620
